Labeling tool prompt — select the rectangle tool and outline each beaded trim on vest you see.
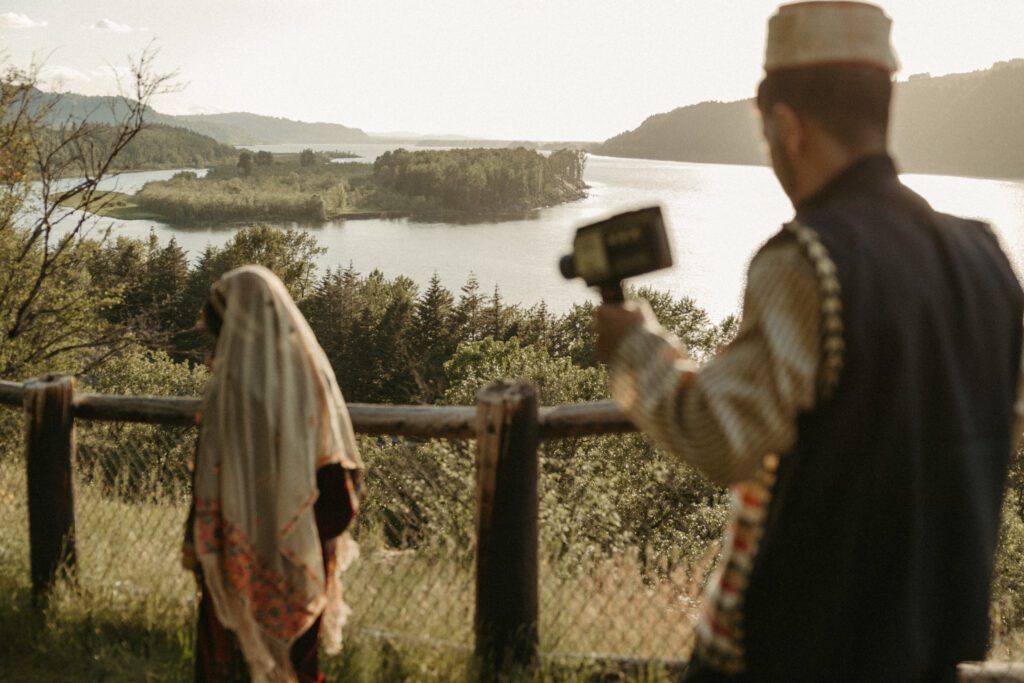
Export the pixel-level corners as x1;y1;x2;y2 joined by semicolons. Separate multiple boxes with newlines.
784;220;845;400
693;222;845;673
694;455;779;674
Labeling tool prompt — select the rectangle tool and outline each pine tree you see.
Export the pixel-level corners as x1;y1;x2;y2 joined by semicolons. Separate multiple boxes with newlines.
145;236;190;341
455;273;483;343
482;285;509;340
411;274;457;401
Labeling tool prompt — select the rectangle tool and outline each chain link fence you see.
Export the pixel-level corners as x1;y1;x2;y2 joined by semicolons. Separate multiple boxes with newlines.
537;433;727;663
74;420;196;626
0;400;732;677
4;395;1024;680
0;404;28;584
0;400;975;679
0;400;480;680
1;398;720;677
75;424;480;661
344;436;475;655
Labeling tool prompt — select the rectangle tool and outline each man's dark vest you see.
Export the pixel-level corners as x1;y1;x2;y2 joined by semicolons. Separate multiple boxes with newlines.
743;155;1023;681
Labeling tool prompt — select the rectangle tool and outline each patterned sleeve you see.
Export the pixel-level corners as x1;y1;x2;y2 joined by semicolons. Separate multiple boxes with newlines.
609;236;821;486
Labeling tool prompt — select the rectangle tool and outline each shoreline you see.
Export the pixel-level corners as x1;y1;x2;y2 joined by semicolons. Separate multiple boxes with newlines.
58;194;589;226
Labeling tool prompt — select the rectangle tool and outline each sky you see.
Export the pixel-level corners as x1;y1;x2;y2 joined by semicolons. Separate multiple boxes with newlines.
2;0;1023;141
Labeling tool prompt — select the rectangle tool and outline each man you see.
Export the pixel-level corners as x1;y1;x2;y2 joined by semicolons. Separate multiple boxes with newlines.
595;2;1024;681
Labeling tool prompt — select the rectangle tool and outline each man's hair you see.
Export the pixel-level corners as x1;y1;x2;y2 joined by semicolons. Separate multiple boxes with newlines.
756;65;893;150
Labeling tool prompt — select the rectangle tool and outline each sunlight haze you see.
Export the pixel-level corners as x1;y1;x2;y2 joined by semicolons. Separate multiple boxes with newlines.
4;0;1023;140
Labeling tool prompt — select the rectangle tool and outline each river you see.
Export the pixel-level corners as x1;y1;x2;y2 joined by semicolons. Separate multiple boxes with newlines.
74;143;1024;322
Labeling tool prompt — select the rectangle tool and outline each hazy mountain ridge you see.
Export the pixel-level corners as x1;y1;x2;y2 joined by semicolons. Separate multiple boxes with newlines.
891;60;1024;177
171;112;371;145
595;59;1024;179
597;99;764;166
32;89;371;145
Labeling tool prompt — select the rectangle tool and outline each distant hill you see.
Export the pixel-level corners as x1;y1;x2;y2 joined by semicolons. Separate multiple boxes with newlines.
29;88;178;127
31;90;371;145
170;112;371;145
596;99;763;166
891;60;1024;177
109;124;240;170
595;59;1024;179
32;120;239;172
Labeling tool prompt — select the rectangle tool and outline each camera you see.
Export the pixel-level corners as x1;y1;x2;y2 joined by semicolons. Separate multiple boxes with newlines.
559;206;672;302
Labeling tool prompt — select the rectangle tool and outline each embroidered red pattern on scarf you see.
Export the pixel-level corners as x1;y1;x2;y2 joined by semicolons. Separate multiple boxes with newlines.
195;498;318;642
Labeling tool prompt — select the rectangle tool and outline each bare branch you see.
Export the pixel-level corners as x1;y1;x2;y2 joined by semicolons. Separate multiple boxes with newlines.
1;48;177;368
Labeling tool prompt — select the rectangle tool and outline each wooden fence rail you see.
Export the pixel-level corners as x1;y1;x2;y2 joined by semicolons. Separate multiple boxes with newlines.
0;375;634;680
0;376;1017;681
0;379;634;438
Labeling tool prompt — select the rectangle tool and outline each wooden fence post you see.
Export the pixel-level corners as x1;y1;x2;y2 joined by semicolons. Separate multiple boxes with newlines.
23;374;77;599
474;380;539;678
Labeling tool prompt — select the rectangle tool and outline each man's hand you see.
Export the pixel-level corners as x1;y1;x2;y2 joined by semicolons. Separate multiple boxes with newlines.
594;300;647;364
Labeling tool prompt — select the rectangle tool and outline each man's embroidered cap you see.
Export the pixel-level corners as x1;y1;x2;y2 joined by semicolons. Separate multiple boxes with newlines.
765;1;899;73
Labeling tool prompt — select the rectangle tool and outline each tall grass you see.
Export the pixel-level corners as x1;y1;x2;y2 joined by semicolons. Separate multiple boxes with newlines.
3;428;1024;680
0;452;698;681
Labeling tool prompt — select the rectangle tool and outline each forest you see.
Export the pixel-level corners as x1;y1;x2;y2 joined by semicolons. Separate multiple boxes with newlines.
0;216;742;563
97;123;240;170
372;147;586;212
127;147;589;223
35;122;239;173
74;224;733;406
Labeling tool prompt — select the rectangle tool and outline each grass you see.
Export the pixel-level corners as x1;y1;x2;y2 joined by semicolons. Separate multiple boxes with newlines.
54;190;167;221
0;453;697;681
3;445;1024;681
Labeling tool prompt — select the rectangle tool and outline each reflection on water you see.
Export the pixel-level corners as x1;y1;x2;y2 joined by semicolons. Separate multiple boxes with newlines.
45;167;210;196
66;151;1024;322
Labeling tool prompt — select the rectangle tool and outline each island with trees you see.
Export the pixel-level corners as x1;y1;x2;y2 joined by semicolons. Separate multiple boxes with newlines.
93;146;588;223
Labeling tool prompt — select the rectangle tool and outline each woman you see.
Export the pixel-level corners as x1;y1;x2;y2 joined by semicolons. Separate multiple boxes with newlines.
183;265;363;683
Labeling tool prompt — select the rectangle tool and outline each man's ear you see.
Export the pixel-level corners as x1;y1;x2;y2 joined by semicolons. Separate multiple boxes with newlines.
771;102;803;158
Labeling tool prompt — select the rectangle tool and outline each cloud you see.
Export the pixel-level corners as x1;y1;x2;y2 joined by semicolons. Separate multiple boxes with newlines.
36;63;145;96
37;65;92;89
87;18;133;33
38;64;137;90
0;12;48;29
153;102;221;116
87;65;133;81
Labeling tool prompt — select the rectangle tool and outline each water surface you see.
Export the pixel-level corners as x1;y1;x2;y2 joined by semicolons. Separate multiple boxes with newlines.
68;149;1024;322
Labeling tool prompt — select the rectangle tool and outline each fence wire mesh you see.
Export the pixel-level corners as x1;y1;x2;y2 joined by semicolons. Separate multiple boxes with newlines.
0;400;728;674
74;420;197;626
344;435;475;654
4;397;1024;678
0;404;477;678
0;404;28;582
537;433;729;661
72;425;481;658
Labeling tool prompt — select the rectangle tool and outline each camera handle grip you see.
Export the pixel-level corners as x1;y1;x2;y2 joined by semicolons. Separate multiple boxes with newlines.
600;282;625;304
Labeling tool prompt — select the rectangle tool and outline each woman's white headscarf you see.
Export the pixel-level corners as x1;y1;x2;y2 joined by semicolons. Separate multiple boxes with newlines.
193;265;362;683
